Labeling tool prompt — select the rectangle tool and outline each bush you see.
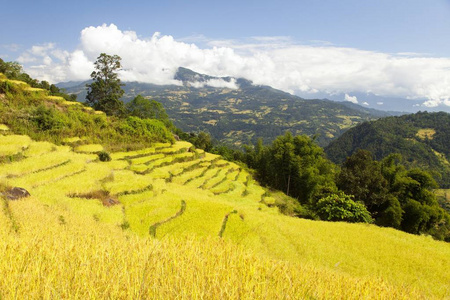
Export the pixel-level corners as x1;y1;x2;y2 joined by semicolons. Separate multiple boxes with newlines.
316;193;373;223
98;151;112;162
124;116;175;143
33;106;65;131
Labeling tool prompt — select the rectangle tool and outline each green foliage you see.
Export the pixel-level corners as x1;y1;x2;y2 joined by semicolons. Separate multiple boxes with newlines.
338;151;450;240
190;131;213;152
98;151;112;162
325;111;450;187
86;53;125;117
33;105;65;131
0;79;174;151
316;193;373;223
337;150;390;213
270;190;310;218
120;117;174;144
0;59;23;79
126;95;172;128
246;132;337;204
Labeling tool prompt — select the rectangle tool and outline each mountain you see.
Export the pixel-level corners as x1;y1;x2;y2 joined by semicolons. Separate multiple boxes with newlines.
60;68;398;147
325;111;450;187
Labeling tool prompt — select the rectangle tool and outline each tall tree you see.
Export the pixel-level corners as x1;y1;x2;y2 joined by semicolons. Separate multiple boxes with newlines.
337;150;390;218
247;132;336;203
86;53;125;117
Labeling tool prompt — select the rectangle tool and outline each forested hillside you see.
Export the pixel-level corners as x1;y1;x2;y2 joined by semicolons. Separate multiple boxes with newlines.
325;112;450;187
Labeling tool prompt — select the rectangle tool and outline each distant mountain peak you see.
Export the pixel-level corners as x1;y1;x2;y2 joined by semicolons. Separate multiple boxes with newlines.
174;67;244;89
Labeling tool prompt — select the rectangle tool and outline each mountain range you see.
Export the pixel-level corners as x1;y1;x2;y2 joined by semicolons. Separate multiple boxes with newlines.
60;67;401;147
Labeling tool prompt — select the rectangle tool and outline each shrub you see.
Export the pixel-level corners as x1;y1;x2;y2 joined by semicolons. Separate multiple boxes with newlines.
33;106;65;131
98;151;112;162
316;193;373;223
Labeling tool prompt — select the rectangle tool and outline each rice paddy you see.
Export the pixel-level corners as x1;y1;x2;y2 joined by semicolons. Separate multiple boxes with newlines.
1;132;450;298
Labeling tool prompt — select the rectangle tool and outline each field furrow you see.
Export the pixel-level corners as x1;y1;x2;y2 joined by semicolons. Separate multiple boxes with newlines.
6;160;87;188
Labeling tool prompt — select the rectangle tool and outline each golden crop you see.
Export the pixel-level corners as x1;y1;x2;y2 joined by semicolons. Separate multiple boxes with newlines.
0;134;449;298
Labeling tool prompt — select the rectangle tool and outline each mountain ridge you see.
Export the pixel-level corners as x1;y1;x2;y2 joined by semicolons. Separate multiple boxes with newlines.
60;67;398;147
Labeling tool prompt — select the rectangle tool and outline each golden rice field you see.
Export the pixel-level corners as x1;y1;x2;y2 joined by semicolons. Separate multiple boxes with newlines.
1;132;450;298
1;196;427;299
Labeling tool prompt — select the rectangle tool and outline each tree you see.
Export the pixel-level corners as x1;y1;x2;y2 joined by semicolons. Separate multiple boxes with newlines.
246;132;337;204
0;59;22;79
86;53;125;117
126;95;172;127
337;150;390;215
192;132;213;151
316;192;373;223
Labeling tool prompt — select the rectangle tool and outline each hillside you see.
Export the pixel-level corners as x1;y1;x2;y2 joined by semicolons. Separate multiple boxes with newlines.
1;73;450;298
325;112;450;187
61;67;397;147
0;72;174;151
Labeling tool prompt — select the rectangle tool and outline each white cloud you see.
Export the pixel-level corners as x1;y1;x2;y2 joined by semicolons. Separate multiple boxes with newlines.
344;93;358;104
16;23;450;107
362;102;369;106
377;102;384;105
188;78;238;89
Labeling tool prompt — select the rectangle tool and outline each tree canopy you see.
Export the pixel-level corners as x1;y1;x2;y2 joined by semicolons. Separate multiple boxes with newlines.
86;53;125;117
246;132;337;204
126;95;172;128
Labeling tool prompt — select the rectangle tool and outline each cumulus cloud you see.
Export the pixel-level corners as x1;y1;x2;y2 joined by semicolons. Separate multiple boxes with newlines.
344;94;358;104
17;23;450;107
362;102;369;106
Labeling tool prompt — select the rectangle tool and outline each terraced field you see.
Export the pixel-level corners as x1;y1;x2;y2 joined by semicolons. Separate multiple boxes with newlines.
1;132;450;298
0;134;270;240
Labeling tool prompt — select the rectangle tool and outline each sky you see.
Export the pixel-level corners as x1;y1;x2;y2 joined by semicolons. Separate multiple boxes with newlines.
1;0;450;111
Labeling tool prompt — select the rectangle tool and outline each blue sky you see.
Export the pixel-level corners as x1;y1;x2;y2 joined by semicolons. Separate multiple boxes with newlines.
1;0;450;111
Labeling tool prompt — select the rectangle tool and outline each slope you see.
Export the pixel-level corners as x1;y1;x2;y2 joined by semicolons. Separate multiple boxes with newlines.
325;111;450;187
1;131;450;298
0;72;174;152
